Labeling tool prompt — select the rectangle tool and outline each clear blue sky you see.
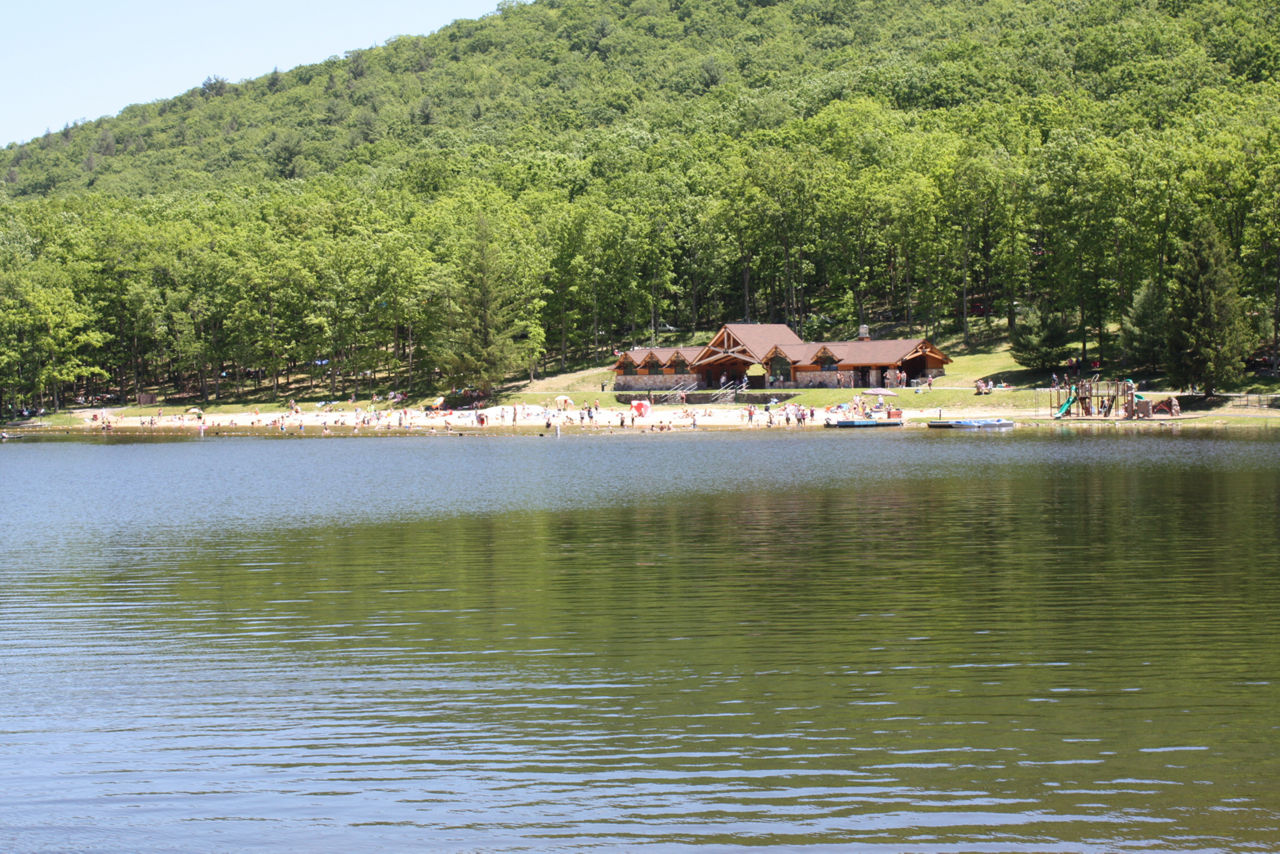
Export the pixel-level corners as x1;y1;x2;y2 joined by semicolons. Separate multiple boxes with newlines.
2;0;500;147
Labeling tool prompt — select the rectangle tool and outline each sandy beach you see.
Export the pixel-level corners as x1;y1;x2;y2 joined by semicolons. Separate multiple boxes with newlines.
68;401;839;434
21;395;1229;438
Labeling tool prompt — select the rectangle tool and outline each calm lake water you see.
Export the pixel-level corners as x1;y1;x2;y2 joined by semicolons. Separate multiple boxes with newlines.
2;429;1279;852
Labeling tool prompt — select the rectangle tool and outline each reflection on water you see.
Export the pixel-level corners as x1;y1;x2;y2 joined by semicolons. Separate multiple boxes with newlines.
2;432;1279;852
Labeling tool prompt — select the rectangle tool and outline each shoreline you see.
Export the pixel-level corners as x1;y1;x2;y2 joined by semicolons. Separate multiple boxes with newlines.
3;402;1270;439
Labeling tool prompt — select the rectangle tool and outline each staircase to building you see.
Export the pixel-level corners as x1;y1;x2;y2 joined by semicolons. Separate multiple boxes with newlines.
657;381;699;405
711;379;748;404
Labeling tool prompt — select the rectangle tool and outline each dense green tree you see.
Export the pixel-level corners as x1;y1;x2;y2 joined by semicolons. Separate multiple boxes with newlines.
1167;220;1256;394
7;260;107;408
1243;142;1280;373
1121;279;1173;371
424;184;548;392
1009;308;1074;371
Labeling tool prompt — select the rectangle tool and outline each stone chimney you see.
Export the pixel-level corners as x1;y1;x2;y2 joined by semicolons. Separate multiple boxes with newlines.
857;323;870;341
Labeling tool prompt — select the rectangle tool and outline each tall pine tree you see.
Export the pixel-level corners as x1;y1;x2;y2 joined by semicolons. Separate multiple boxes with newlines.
1009;308;1073;371
1167;220;1256;395
428;186;548;394
1121;279;1171;371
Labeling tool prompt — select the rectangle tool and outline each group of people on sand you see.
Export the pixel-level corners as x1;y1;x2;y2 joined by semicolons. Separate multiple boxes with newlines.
740;402;818;428
825;395;894;419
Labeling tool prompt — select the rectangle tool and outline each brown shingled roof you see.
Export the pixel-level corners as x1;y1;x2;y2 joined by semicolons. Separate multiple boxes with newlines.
763;342;822;363
613;325;950;373
613;346;704;369
819;339;951;367
723;323;803;358
694;323;803;366
644;346;703;364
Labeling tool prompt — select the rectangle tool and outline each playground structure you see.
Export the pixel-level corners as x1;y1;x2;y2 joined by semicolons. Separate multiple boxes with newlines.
1049;377;1177;419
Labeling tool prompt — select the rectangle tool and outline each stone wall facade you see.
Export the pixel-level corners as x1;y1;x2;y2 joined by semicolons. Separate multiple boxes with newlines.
615;391;798;405
774;366;947;390
611;374;697;392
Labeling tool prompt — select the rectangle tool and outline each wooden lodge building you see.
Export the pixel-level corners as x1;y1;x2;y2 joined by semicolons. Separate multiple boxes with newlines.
612;323;951;392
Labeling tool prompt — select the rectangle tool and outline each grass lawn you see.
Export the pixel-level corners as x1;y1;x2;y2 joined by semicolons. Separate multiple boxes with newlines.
938;343;1037;387
10;412;84;428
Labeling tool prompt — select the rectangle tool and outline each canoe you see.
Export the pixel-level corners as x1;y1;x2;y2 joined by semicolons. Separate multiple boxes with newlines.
927;418;1014;429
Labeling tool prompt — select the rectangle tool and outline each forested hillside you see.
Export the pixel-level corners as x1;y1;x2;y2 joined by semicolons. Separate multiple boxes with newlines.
3;0;1280;409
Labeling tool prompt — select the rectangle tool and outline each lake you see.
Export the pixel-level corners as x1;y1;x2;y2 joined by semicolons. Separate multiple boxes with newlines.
2;429;1278;852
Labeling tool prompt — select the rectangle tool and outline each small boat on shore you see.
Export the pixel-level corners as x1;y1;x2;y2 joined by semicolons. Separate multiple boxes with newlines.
824;419;903;428
927;418;1015;429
